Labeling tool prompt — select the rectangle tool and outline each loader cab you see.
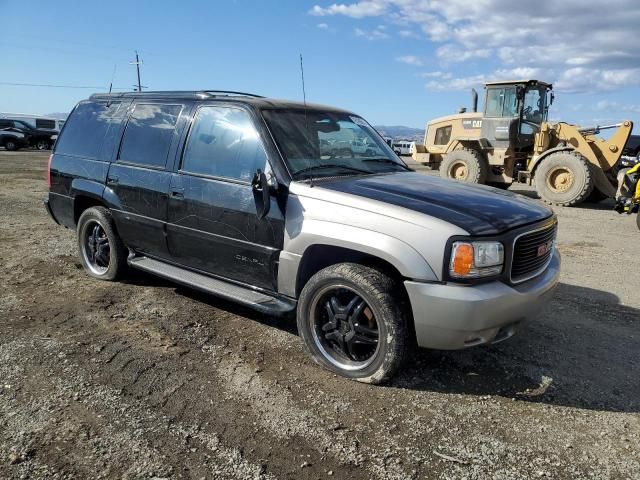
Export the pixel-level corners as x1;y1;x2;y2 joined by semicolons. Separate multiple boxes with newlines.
481;80;552;150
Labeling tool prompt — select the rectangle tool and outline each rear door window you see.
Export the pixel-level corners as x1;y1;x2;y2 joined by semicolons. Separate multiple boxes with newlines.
118;103;183;168
181;105;267;182
55;101;125;159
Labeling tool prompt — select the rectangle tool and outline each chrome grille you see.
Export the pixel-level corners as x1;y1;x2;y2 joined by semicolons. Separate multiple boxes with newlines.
510;222;557;283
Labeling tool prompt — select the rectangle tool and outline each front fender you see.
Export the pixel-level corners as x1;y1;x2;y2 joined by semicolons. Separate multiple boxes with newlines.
279;219;438;297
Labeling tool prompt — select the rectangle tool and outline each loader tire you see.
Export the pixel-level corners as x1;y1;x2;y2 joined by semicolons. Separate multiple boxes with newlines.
535;151;594;206
585;187;608;203
440;148;488;184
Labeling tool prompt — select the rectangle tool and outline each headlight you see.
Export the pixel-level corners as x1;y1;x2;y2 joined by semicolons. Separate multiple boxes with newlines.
449;241;504;279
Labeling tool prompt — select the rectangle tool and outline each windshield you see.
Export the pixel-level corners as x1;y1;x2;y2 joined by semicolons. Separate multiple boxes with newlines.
261;109;407;179
522;86;547;124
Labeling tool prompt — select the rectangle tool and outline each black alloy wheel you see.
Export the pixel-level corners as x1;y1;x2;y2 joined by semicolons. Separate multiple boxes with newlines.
311;285;379;369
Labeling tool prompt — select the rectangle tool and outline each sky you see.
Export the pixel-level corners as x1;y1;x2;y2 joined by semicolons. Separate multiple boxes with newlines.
1;0;639;130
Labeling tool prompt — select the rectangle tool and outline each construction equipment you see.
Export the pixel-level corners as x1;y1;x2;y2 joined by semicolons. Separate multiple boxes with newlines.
614;160;640;230
411;79;634;206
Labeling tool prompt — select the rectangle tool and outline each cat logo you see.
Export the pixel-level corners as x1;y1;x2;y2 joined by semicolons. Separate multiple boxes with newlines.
462;119;482;129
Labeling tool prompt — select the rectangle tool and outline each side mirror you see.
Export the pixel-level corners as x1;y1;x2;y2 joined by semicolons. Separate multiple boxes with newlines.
251;169;271;219
549;92;555;106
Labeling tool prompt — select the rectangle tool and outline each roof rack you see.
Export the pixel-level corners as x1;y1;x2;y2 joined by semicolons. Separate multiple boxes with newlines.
202;90;264;98
90;90;264;100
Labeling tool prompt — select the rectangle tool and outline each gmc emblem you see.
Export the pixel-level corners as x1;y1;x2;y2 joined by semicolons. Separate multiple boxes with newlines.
537;241;553;257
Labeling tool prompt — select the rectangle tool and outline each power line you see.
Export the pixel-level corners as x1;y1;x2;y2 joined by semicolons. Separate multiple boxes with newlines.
0;81;129;90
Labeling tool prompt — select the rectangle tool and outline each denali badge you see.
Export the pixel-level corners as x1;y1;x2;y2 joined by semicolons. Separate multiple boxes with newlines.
537;241;553;257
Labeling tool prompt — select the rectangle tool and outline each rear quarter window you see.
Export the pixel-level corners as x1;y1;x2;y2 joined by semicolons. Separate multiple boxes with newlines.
55;101;126;160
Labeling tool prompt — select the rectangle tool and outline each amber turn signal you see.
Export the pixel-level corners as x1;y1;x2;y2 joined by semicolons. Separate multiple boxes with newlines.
451;243;474;276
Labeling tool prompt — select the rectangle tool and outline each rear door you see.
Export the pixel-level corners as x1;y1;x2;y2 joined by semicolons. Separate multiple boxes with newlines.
166;104;285;290
106;102;190;259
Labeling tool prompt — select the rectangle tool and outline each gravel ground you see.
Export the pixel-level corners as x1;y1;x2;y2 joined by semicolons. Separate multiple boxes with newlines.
0;150;638;479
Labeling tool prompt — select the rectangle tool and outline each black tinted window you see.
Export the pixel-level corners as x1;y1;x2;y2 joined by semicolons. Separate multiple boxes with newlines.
36;119;56;129
182;106;267;182
55;101;123;159
118;103;182;168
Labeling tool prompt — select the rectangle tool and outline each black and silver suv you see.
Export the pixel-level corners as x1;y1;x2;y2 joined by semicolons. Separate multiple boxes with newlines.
45;90;560;383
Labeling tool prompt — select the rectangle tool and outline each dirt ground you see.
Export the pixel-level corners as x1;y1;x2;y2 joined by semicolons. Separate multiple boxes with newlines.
0;150;638;480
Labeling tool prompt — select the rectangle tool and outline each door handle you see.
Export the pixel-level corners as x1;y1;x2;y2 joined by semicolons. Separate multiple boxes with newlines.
106;175;119;185
170;188;185;199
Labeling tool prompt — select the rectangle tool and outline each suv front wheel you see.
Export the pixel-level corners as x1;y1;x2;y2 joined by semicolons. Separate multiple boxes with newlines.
77;207;128;281
297;263;410;384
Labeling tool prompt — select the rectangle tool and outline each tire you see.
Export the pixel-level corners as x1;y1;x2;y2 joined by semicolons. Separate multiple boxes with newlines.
4;139;18;151
296;263;410;384
440;148;488;184
585;187;608;203
35;139;50;150
636;211;640;231
77;207;128;281
534;151;594;206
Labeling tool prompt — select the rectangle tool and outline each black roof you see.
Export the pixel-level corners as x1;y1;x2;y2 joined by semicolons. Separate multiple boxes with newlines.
89;90;353;114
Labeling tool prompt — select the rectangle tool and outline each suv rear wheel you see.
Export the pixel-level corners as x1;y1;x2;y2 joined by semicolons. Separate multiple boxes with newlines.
77;207;127;281
297;263;410;384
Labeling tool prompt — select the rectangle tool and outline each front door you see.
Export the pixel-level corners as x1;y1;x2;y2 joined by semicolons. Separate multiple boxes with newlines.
166;104;284;291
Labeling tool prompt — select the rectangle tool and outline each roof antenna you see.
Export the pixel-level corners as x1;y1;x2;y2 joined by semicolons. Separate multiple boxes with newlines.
108;64;117;94
300;53;313;186
300;53;309;129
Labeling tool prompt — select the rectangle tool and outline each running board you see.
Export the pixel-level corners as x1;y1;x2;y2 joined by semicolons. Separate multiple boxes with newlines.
128;256;296;315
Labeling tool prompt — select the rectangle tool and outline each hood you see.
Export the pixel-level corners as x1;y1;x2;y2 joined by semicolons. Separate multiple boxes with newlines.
319;172;553;235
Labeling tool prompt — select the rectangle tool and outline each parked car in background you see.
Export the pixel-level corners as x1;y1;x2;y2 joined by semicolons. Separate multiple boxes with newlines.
45;90;560;384
0;119;56;150
0;113;66;134
392;140;414;156
0;124;30;151
623;134;640;160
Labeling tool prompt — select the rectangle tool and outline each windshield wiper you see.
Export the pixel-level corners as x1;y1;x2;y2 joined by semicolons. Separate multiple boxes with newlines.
293;163;370;179
363;158;411;170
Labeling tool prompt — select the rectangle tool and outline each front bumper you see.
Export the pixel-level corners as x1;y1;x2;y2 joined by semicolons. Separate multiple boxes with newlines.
405;249;560;350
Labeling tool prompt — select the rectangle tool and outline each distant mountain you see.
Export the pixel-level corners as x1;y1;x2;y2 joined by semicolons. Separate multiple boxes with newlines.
374;125;424;141
45;112;69;120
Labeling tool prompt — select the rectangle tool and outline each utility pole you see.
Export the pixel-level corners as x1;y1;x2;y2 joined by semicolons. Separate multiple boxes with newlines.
129;51;143;92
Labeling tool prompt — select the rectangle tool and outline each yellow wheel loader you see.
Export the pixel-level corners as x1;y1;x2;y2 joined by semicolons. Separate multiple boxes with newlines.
411;79;634;206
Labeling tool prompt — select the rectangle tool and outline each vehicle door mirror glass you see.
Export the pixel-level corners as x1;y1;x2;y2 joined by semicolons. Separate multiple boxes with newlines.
251;169;271;219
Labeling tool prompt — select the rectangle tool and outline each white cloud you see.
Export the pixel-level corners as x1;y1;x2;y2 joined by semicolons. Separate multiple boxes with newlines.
420;71;452;79
436;44;491;63
309;2;388;18
309;0;640;93
317;22;329;29
596;100;640;114
396;55;423;66
354;25;389;40
398;29;419;38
